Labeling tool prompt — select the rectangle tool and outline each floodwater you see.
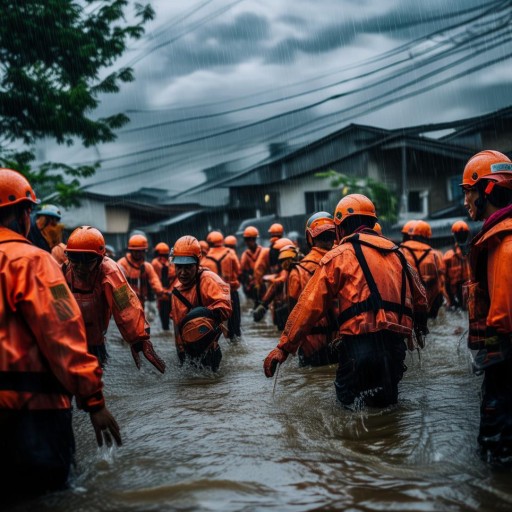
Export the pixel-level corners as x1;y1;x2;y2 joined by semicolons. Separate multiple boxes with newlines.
6;301;512;511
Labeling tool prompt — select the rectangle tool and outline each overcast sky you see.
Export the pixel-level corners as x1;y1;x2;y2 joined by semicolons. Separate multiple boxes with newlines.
41;0;512;196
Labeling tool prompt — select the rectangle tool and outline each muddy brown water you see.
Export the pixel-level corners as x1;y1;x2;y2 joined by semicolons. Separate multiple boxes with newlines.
6;302;512;511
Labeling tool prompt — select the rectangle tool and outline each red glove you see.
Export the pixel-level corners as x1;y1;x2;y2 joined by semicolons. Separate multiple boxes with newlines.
264;347;288;378
131;340;166;373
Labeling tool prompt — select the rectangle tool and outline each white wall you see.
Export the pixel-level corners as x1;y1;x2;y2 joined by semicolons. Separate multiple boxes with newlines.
277;175;334;216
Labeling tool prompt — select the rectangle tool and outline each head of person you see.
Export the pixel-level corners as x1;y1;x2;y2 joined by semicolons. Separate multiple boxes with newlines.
411;220;432;244
243;226;259;250
35;203;64;248
65;226;106;280
451;220;470;247
305;211;336;250
278;243;299;270
172;235;201;288
401;220;418;242
0;168;39;237
224;235;237;250
199;240;209;257
268;223;284;244
333;194;377;241
206;230;224;248
269;237;293;266
127;234;148;262
154;242;170;261
460;150;512;221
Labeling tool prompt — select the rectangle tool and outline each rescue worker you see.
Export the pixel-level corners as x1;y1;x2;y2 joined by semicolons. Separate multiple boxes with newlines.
151;242;175;331
443;220;471;310
264;194;428;409
253;237;294;330
401;220;418;242
63;226;166;372
224;235;238;253
202;231;241;342
400;220;445;319
287;212;338;367
0;169;121;496
170;236;232;371
460;149;512;462
27;203;64;253
117;234;164;309
253;223;284;302
239;226;263;303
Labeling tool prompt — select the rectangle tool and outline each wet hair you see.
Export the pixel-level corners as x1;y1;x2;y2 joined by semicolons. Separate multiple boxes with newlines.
341;215;376;235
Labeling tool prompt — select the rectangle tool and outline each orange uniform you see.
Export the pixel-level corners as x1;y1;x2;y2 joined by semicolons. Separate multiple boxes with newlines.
253;246;271;287
400;239;444;318
277;231;428;355
443;245;471;308
151;256;175;331
171;268;232;359
201;246;240;291
240;244;263;298
0;227;105;412
63;257;150;352
117;253;163;305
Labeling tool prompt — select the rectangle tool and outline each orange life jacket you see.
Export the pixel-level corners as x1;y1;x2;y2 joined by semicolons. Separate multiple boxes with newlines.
117;254;163;304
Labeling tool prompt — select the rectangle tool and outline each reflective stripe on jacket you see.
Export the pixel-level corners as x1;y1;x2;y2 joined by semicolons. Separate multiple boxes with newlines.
0;227;104;412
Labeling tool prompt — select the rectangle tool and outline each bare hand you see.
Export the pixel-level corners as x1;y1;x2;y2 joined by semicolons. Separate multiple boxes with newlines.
89;407;122;447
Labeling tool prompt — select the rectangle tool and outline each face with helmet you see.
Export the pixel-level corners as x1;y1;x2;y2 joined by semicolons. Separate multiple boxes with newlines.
66;226;106;280
268;223;284;244
128;234;148;262
452;220;470;247
173;235;201;288
460;150;512;221
333;193;377;241
243;226;259;250
278;244;299;270
305;211;336;250
154;242;170;263
0;168;39;237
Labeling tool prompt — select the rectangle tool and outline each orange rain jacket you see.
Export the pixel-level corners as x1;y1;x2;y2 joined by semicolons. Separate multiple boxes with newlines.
151;256;176;301
240;245;263;295
117;253;164;304
400;240;444;313
443;245;470;306
277;231;428;355
63;257;150;349
171;268;232;357
0;228;105;412
287;246;336;357
466;214;512;349
201;247;240;291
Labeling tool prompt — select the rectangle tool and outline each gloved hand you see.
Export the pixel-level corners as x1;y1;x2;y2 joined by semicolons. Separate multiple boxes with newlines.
253;304;267;322
131;340;166;373
263;347;288;377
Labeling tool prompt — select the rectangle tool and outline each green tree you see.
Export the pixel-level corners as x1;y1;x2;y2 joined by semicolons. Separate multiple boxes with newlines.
316;169;398;223
0;0;155;205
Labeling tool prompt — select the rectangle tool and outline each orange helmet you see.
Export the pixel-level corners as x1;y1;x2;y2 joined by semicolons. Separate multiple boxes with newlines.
268;223;284;237
179;307;220;357
334;194;377;225
278;244;299;261
272;237;294;251
172;235;201;264
243;226;259;238
128;234;148;250
451;220;469;233
154;242;170;255
199;240;209;255
460;150;512;188
224;235;237;248
305;211;335;238
412;220;432;239
0;168;38;208
66;226;106;256
373;222;382;235
206;230;224;247
401;220;418;235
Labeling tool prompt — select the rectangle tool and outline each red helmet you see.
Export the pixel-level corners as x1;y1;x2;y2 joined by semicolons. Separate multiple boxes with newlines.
401;220;418;235
224;235;237;248
66;226;106;256
172;236;201;264
460;150;512;188
154;242;170;255
268;223;284;237
305;211;335;238
412;220;432;239
451;220;469;233
243;226;259;238
179;307;221;357
334;194;377;225
0;168;38;208
128;234;148;250
206;230;224;247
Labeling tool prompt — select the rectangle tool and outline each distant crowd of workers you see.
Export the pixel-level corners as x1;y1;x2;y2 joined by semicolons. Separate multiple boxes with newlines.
2;149;512;498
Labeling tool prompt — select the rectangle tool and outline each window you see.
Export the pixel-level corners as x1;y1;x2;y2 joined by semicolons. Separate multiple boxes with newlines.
305;190;339;213
407;190;429;216
447;176;464;202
